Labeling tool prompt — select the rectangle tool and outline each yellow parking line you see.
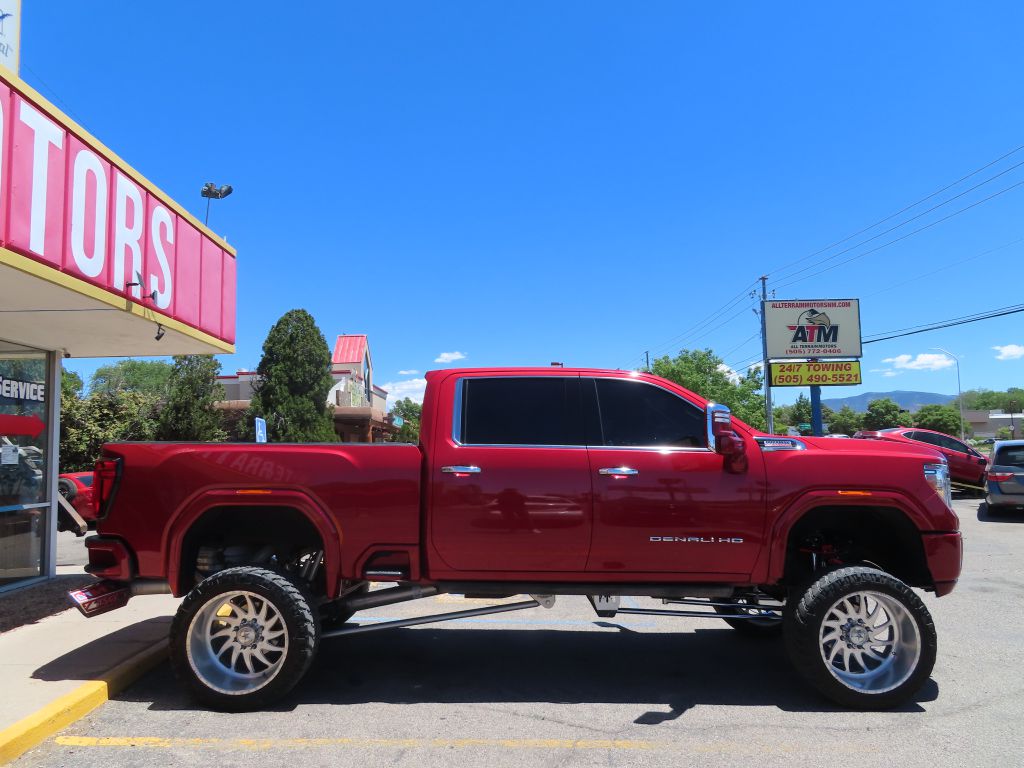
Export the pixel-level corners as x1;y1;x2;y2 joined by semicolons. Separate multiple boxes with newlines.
55;736;661;751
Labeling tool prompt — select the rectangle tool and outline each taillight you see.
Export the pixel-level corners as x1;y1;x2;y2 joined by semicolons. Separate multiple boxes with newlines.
93;458;120;517
989;472;1015;483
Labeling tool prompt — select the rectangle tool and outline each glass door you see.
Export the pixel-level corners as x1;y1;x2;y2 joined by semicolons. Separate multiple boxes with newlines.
0;340;51;589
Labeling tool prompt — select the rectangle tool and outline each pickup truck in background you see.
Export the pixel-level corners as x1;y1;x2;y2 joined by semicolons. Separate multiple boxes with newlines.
71;367;962;711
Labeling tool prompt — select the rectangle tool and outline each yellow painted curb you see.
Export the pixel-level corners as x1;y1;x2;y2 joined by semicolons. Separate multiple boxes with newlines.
0;640;167;765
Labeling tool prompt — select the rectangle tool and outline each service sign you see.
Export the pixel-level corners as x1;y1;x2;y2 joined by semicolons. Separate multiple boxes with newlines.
770;361;862;387
764;299;861;360
0;69;236;345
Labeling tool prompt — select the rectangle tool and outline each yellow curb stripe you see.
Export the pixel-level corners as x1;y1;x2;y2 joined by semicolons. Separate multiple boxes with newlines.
54;736;664;751
0;641;167;765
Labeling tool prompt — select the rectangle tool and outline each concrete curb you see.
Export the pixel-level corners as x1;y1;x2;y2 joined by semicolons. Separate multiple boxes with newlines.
0;639;167;765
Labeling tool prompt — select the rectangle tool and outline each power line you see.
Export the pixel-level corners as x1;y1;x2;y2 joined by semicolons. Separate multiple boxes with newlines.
642;280;759;360
767;143;1024;280
773;179;1024;292
770;159;1024;286
863;237;1023;299
863;302;1024;344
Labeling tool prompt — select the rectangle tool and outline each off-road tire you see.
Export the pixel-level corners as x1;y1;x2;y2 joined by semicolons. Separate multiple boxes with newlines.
169;567;319;711
784;566;936;709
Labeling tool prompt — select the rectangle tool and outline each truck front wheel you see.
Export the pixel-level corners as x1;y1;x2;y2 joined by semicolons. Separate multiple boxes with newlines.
784;566;936;709
169;566;320;711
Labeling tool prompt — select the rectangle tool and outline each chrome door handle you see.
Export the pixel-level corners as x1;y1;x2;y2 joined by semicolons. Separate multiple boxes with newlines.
599;467;639;476
442;465;482;474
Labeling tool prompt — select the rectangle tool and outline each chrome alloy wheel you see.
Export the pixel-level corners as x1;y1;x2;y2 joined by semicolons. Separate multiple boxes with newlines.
186;590;290;696
819;590;921;694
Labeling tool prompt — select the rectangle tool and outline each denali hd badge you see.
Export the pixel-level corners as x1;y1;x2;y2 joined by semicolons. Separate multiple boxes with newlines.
650;536;744;543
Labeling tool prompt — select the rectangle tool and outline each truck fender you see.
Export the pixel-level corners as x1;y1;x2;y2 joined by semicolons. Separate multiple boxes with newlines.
760;490;931;584
163;488;343;597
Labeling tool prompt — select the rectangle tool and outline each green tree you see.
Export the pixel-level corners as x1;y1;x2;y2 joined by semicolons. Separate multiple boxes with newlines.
996;426;1013;440
155;356;227;442
827;405;863;435
60;390;161;471
651;348;766;430
388;398;422;443
89;359;172;396
913;404;963;437
863;398;906;430
244;309;337;442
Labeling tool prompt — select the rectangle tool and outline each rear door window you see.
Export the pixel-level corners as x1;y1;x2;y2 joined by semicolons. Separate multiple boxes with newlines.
589;378;705;448
457;377;582;446
995;446;1024;467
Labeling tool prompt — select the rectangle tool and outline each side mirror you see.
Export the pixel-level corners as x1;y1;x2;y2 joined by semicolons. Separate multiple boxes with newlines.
706;403;748;473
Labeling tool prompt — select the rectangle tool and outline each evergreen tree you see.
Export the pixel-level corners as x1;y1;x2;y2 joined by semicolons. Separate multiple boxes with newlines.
245;309;337;442
155;356;227;441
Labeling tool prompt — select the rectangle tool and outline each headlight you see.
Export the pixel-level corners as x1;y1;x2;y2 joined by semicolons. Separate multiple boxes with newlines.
924;462;952;507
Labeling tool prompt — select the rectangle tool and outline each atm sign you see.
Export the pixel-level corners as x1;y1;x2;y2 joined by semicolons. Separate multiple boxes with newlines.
770;361;862;387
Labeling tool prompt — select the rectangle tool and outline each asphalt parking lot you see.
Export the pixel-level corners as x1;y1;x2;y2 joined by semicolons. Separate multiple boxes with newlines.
14;494;1024;768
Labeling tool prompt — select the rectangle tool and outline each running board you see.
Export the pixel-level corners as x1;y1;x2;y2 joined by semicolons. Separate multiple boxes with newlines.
322;596;554;638
588;595;782;621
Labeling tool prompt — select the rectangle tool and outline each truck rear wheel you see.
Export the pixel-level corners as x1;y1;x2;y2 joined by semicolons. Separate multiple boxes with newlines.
784;566;936;709
169;566;319;711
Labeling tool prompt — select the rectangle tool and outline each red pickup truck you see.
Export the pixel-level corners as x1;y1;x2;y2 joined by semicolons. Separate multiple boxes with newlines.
72;367;962;711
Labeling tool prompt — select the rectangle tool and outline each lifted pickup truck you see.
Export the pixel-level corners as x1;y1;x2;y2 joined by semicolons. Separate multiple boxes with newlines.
72;367;962;711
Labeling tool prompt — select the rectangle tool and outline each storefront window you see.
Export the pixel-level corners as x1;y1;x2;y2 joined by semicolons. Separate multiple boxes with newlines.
0;342;50;588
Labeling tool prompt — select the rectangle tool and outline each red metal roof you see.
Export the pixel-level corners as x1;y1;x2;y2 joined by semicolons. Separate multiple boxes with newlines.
332;334;368;365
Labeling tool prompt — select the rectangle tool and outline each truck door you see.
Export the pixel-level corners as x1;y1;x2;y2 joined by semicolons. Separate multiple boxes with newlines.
583;376;767;576
429;375;592;572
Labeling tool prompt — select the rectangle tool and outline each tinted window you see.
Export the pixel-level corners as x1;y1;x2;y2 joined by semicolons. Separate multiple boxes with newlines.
459;377;582;446
940;436;968;453
994;446;1024;468
77;474;94;488
909;432;941;447
592;379;705;448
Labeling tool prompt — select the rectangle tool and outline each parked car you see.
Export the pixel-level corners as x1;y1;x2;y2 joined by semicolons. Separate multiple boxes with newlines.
985;440;1024;511
58;471;95;520
853;428;987;486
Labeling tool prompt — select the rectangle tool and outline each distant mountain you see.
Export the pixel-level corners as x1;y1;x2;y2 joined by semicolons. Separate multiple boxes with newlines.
821;391;955;413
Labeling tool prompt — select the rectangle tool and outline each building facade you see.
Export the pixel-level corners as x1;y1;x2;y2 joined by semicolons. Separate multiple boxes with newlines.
217;334;391;442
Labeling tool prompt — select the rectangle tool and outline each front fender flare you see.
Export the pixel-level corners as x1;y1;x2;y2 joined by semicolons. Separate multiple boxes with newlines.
759;490;931;584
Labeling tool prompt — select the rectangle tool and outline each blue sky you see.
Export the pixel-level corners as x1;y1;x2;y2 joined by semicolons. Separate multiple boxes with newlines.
25;2;1024;407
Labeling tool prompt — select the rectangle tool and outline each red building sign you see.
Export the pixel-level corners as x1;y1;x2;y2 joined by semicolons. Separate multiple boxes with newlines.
0;73;236;346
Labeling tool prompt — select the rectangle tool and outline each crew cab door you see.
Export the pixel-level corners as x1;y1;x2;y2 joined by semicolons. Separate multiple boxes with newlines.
583;376;766;576
429;375;592;572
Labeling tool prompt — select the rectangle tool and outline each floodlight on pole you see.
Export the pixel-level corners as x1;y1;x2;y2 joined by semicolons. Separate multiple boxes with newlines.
200;182;234;226
931;347;964;441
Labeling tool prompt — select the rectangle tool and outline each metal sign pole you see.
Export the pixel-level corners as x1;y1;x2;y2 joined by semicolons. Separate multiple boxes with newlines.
760;277;774;434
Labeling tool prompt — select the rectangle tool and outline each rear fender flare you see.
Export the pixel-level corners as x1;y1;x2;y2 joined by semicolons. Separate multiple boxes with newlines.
164;489;342;597
763;490;929;583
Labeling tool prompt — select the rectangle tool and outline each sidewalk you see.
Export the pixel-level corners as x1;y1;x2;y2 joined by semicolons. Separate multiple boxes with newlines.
0;585;178;764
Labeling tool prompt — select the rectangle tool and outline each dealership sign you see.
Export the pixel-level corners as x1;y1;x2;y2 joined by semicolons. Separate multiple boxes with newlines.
764;299;861;360
770;361;862;387
0;71;235;344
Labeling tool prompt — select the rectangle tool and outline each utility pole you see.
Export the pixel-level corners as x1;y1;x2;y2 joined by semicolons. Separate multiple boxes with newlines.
759;276;774;434
645;351;650;372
